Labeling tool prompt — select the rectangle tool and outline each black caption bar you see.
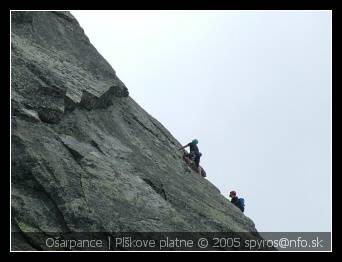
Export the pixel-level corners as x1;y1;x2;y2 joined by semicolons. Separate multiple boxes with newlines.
11;232;331;251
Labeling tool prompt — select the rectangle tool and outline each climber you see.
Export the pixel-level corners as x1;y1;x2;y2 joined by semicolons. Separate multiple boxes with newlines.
229;190;245;213
179;139;202;176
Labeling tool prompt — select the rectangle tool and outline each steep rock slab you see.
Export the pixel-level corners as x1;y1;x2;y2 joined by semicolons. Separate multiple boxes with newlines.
11;11;265;250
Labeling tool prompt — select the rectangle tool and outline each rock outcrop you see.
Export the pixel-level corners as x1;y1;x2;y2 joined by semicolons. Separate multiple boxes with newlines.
11;11;265;251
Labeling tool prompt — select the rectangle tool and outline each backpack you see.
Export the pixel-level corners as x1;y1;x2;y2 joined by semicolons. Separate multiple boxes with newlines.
238;198;245;212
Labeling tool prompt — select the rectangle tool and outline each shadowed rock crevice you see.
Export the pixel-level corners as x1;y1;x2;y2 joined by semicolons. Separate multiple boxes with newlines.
90;140;106;155
61;141;84;162
142;178;167;201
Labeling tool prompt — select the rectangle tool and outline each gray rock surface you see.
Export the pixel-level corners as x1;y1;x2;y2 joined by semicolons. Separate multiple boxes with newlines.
11;11;265;250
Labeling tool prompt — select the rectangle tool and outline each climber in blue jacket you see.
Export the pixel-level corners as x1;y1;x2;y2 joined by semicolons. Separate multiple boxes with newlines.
229;190;245;213
179;139;202;176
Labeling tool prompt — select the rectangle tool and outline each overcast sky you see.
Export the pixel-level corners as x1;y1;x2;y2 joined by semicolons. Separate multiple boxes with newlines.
71;10;332;232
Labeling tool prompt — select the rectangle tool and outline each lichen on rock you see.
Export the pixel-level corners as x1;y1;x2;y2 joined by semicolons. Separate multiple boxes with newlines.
11;11;267;251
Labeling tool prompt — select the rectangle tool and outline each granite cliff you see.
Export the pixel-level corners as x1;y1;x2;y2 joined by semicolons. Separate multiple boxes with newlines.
11;11;265;251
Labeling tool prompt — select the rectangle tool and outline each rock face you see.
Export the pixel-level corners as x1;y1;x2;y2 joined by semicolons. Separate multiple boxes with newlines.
11;11;264;251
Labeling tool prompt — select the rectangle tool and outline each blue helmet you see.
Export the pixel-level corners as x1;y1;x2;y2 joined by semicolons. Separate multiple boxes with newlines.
192;139;198;145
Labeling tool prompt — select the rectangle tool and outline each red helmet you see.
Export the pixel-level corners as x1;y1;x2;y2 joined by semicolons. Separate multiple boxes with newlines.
229;191;236;197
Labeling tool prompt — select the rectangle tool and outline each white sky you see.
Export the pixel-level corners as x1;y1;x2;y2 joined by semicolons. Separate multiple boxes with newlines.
71;10;332;232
